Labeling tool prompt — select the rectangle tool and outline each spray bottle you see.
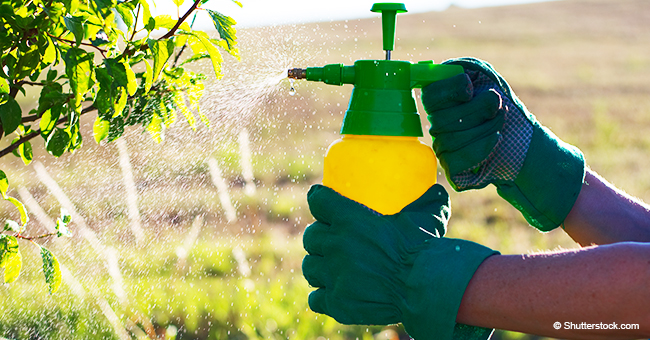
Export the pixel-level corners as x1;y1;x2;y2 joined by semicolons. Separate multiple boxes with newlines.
289;3;463;215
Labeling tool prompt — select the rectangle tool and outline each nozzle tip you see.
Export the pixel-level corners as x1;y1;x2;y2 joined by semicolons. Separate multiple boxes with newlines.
288;68;306;79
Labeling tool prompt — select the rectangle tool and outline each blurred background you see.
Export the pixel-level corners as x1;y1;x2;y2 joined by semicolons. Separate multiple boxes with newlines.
1;0;650;339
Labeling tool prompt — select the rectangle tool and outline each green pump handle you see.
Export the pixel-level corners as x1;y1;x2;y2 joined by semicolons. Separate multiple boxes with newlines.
370;3;407;59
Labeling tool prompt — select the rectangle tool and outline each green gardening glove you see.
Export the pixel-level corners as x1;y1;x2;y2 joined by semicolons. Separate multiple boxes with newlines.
302;184;499;340
421;57;586;232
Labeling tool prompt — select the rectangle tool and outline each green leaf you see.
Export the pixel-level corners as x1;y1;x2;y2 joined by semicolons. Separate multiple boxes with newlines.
42;36;57;65
153;15;176;30
40;246;62;294
46;69;58;82
123;61;137;96
69;125;82;152
38;83;68;115
232;0;243;7
189;31;223;79
175;33;187;48
143;59;153;93
115;3;134;28
206;9;237;51
146;112;163;143
63;15;84;46
15;44;41;80
4;220;21;233
17;141;33;165
3;248;21;283
0;170;7;199
147;39;174;82
94;68;114;115
0;78;8;94
179;53;210;66
145;17;155;32
55;210;72;237
172;0;185;8
0;95;22;136
93;116;110;143
60;208;71;224
64;48;95;110
107;116;125;142
172;91;195;129
197;106;210;129
0;235;22;284
63;0;80;15
43;2;65;24
46;128;71;157
113;87;127;117
188;83;209;128
137;0;153;30
6;196;29;225
56;218;72;237
39;107;62;137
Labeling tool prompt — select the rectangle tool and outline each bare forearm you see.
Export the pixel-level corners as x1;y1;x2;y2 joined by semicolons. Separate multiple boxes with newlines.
563;169;650;245
457;243;650;339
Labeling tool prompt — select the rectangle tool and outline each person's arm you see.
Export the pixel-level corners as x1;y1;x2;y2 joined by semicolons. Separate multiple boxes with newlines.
563;168;650;245
457;242;650;340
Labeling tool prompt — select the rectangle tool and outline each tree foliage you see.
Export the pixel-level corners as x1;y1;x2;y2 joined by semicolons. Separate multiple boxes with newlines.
0;0;240;291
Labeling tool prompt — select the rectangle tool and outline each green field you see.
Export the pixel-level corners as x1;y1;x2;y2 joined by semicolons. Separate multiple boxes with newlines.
2;0;650;339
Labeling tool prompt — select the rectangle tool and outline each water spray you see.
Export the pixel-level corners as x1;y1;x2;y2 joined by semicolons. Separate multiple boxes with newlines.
288;3;463;214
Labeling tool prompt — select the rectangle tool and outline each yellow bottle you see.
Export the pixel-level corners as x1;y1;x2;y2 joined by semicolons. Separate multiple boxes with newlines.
323;134;437;215
286;3;464;216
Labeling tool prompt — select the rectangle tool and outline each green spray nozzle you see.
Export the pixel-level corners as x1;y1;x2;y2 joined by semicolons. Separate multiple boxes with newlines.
287;3;464;137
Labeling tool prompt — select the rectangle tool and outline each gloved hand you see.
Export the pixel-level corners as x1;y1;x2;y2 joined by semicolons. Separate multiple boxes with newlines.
302;184;499;340
421;57;585;232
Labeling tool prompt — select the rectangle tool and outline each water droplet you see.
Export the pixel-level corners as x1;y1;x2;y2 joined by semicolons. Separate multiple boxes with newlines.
289;78;296;96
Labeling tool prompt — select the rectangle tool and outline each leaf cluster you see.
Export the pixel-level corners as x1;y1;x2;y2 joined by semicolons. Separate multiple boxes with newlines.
1;0;241;292
1;171;71;293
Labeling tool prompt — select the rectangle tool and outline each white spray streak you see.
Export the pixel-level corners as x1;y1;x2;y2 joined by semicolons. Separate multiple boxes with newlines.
17;187;130;340
232;246;251;278
106;246;127;306
116;138;146;246
33;161;106;256
17;187;57;234
94;296;132;340
238;128;256;196
175;214;204;271
32;161;129;311
207;158;237;223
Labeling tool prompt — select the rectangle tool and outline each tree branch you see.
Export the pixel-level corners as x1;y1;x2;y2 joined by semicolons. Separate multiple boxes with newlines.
160;0;201;40
47;33;107;57
22;114;41;124
130;4;141;41
17;80;45;87
0;105;97;159
16;232;58;241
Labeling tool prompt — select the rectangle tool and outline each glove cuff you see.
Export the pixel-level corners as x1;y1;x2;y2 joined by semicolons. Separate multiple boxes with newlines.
496;122;586;232
403;238;499;340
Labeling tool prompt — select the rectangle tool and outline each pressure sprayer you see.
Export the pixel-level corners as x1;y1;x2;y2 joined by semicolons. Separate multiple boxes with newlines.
288;3;463;215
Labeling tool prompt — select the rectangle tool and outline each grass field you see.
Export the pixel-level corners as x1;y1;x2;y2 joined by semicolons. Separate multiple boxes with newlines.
2;0;650;339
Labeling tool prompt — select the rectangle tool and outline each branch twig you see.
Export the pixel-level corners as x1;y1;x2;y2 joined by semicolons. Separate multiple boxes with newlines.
17;80;45;87
47;33;107;57
130;4;141;41
16;232;58;241
0;105;97;159
160;0;202;40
